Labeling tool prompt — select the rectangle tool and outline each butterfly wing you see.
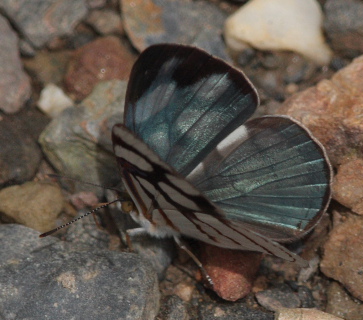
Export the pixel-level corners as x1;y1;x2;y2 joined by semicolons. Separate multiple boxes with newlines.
112;124;310;267
123;44;258;177
114;43;331;267
186;116;332;242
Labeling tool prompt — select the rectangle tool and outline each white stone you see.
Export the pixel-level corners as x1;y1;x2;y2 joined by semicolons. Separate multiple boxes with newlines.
224;0;332;65
37;83;74;117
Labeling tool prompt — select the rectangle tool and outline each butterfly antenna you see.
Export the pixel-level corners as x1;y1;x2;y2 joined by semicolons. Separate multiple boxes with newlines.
39;199;121;238
45;173;122;192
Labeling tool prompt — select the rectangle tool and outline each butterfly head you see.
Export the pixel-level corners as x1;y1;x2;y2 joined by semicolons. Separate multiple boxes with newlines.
121;200;135;214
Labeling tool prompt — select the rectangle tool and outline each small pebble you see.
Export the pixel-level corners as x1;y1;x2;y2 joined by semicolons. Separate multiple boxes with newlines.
275;308;344;320
37;83;74;118
0;181;65;233
255;284;301;311
200;244;262;301
174;283;195;302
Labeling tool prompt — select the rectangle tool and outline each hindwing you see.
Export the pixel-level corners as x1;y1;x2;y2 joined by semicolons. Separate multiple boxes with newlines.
112;124;311;267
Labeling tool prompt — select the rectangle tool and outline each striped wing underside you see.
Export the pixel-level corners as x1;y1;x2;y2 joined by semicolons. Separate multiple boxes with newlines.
113;125;311;267
113;44;332;267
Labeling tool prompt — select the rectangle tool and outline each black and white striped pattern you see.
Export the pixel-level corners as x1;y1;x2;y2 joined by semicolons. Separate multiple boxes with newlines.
113;124;311;267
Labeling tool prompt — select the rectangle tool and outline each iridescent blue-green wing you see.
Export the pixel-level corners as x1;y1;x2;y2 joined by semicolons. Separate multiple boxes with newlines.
186;116;332;242
112;124;310;267
124;44;258;176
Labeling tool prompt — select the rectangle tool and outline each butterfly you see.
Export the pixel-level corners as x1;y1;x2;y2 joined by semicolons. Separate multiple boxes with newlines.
112;44;332;268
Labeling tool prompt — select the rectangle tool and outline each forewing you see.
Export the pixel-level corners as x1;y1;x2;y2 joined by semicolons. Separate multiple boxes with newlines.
123;44;258;177
113;124;220;220
186;116;332;242
113;124;309;267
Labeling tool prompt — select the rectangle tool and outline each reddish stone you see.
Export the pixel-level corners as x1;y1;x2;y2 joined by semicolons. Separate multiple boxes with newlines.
64;36;136;100
320;214;363;301
278;55;363;167
278;56;363;213
200;244;262;301
334;159;363;215
326;281;363;320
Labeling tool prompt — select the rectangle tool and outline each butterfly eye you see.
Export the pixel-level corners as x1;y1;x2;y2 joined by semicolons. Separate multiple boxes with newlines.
121;200;135;214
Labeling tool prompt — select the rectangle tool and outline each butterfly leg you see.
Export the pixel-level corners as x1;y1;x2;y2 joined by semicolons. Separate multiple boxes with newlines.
173;236;214;289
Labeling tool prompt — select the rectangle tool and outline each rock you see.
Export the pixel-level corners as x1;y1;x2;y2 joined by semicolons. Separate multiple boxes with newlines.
255;284;301;311
324;0;363;59
0;181;65;233
326;281;363;320
127;232;175;281
157;295;189;320
200;244;262;301
19;38;36;57
23;50;72;85
224;0;332;65
86;0;107;9
297;286;316;308
63;213;119;251
198;302;273;320
238;50;323;104
278;55;363;168
275;308;344;320
0;0;88;48
0;224;160;319
0;107;48;187
85;9;124;35
282;55;317;84
37;83;74;118
320;214;363;301
173;283;195;302
121;0;229;60
333;159;363;215
106;193;175;280
159;264;197;302
39;80;126;196
0;15;31;113
64;36;135;100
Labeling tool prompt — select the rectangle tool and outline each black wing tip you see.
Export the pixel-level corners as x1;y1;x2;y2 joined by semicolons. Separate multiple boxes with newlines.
132;43;259;103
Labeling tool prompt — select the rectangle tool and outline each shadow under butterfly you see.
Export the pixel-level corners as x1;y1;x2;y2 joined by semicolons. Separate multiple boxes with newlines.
111;43;332;269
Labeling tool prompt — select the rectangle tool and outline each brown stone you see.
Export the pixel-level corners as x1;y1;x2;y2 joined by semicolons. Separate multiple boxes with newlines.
0;181;65;233
326;281;363;320
278;55;363;167
64;36;136;100
276;308;344;320
320;214;363;301
333;159;363;215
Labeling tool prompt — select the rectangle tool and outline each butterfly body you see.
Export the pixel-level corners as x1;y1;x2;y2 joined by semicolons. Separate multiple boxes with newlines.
112;44;332;267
